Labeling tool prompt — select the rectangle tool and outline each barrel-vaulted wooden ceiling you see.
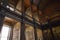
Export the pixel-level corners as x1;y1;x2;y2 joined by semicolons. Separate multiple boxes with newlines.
1;0;60;24
9;0;60;10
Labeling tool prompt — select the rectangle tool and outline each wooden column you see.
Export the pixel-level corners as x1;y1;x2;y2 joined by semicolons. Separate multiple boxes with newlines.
30;0;38;40
0;11;5;33
0;0;7;33
48;20;55;40
32;13;38;40
20;0;26;40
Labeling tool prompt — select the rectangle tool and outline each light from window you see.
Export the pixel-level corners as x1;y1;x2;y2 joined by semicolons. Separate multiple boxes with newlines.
1;25;10;40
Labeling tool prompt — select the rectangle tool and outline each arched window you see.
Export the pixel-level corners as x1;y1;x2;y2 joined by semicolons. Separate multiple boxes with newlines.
1;24;11;40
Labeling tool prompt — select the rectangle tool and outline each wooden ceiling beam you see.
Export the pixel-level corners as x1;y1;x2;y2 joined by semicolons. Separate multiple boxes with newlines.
9;0;19;6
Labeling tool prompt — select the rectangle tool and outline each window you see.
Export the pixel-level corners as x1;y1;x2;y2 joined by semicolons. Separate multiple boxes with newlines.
1;25;11;40
25;24;35;40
